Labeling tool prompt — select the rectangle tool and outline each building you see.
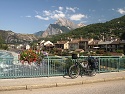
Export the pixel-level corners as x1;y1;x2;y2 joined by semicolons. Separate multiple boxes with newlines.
68;38;90;51
54;41;69;50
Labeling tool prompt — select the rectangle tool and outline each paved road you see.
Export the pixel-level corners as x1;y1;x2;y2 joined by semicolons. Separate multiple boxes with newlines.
1;80;125;94
0;71;125;91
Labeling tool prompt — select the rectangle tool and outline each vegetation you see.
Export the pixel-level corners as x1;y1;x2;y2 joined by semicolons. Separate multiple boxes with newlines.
43;15;125;43
0;35;7;50
120;31;125;40
1;15;125;55
0;44;8;50
20;49;44;64
1;15;125;44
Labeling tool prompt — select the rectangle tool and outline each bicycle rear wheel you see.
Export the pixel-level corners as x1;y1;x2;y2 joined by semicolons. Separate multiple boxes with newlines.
69;64;80;79
88;69;97;76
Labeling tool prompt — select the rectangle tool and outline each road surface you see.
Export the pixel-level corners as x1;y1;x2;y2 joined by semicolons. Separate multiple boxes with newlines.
0;80;125;94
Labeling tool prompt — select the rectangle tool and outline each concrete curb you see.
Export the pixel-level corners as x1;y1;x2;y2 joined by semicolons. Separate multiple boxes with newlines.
56;81;83;87
27;83;57;89
0;76;125;91
0;86;26;91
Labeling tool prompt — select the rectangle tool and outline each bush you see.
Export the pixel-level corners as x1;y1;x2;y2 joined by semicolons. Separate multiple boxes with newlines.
103;52;111;56
116;50;123;53
96;50;105;54
20;49;43;64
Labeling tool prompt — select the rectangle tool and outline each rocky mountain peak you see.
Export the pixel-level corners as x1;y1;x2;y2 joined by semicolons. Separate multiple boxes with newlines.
77;23;86;27
55;18;78;29
41;18;86;37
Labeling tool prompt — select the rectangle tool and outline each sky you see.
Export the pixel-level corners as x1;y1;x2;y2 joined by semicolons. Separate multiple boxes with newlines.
0;0;125;34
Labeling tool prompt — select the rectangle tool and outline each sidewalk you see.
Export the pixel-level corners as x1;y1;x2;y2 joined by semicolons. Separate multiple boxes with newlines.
0;71;125;91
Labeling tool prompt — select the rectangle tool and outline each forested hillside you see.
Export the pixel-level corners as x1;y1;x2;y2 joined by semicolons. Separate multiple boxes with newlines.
0;30;11;43
45;15;125;43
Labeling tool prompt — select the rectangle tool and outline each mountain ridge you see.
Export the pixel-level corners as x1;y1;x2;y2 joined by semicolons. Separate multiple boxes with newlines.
0;30;38;44
1;15;125;44
46;15;125;42
41;18;85;37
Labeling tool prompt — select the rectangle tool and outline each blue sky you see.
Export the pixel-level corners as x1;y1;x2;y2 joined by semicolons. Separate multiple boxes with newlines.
0;0;125;34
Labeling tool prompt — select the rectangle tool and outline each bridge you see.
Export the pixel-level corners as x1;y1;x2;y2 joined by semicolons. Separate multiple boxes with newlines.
0;56;125;79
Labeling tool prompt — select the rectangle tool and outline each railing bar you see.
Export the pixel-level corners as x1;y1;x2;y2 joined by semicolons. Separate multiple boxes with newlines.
0;56;125;79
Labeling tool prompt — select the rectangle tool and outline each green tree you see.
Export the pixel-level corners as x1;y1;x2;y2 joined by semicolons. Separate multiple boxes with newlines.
120;32;125;40
120;31;125;55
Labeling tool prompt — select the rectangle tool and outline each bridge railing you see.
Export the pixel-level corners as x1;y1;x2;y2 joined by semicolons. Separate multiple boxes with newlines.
0;56;125;79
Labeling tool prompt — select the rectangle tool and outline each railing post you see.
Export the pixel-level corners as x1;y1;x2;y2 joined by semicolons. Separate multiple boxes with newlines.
117;56;121;72
98;57;101;73
47;55;49;77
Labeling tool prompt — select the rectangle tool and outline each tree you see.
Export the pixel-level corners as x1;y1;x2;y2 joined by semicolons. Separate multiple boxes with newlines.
120;31;125;55
120;31;125;40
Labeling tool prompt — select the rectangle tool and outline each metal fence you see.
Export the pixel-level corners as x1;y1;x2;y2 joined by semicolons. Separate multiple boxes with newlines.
0;56;125;79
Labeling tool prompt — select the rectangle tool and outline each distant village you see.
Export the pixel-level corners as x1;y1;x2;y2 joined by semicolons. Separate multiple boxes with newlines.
8;36;125;56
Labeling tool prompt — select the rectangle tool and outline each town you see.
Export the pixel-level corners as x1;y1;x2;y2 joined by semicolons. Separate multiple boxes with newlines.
8;37;125;56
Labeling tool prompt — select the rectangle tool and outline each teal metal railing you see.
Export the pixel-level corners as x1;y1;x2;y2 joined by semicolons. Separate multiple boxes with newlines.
0;56;125;79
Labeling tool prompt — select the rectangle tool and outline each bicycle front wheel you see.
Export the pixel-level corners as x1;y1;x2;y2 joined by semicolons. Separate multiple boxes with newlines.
69;64;80;79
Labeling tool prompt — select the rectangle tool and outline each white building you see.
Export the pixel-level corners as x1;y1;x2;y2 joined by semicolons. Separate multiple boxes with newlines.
44;41;53;46
26;44;30;50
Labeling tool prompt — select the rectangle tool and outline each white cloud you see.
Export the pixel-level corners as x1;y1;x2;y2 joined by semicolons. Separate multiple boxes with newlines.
43;10;51;16
66;7;75;13
55;10;63;14
41;8;65;20
51;13;65;19
70;14;86;21
35;15;49;20
35;9;65;20
117;8;125;14
66;7;79;13
59;7;63;11
44;9;65;19
34;6;87;21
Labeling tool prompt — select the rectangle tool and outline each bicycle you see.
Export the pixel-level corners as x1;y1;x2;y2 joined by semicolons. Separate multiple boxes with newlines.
69;54;98;79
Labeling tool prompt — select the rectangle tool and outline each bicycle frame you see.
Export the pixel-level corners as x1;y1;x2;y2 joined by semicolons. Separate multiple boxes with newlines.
69;58;97;78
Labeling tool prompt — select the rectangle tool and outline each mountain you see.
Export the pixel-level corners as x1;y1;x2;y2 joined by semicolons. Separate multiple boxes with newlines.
34;30;44;37
41;18;85;37
77;23;86;27
46;15;125;42
54;18;78;29
0;30;38;44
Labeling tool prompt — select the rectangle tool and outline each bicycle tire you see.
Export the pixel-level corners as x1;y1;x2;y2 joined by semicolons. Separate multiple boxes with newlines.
88;69;97;76
69;64;80;79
